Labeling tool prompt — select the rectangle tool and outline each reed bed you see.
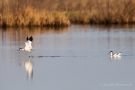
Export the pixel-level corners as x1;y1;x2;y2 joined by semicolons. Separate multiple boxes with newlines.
0;0;135;27
0;7;70;27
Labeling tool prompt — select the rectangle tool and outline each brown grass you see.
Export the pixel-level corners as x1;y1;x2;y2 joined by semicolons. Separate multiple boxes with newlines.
0;0;135;27
0;6;70;27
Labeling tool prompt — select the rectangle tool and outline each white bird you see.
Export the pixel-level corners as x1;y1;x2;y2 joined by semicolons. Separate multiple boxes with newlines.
110;51;122;57
19;36;33;52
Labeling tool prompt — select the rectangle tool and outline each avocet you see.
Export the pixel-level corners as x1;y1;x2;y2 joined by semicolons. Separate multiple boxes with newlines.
110;51;122;57
19;36;33;52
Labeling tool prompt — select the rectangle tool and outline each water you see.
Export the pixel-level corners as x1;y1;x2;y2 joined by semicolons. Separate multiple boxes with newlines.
0;25;135;90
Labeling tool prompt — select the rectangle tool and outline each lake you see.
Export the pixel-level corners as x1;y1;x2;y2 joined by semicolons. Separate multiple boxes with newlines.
0;25;135;90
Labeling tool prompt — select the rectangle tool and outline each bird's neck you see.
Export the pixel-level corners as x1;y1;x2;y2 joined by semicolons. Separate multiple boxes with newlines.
110;52;113;57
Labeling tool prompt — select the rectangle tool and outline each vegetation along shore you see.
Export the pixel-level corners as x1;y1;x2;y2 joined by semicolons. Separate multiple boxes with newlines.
0;0;135;27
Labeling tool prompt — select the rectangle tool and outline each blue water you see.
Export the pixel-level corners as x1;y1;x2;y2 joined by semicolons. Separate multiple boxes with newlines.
0;25;135;90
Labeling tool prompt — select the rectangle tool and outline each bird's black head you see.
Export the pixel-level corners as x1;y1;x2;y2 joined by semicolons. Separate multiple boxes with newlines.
19;48;22;50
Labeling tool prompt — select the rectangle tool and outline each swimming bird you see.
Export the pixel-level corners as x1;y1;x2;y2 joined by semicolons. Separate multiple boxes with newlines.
19;36;33;52
110;51;122;57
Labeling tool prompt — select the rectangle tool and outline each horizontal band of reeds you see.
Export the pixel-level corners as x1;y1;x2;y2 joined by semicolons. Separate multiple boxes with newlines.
0;7;70;27
0;0;135;27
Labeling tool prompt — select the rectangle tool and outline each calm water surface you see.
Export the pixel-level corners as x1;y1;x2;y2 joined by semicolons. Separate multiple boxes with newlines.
0;25;135;90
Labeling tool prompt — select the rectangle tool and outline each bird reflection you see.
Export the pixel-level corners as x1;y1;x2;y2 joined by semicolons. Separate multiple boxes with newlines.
24;60;33;79
110;56;121;60
20;60;33;80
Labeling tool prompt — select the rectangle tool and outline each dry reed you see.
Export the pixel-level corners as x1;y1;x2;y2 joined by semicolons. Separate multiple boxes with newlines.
0;0;135;27
0;6;70;27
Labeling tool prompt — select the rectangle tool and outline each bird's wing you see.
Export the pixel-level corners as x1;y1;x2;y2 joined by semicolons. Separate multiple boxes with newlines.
117;53;122;56
26;37;29;41
29;36;33;42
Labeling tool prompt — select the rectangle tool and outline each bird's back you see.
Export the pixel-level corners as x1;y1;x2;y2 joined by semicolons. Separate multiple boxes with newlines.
25;41;31;51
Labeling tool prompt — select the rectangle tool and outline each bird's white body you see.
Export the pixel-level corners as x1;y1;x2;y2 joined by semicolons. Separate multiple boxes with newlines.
24;41;32;51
